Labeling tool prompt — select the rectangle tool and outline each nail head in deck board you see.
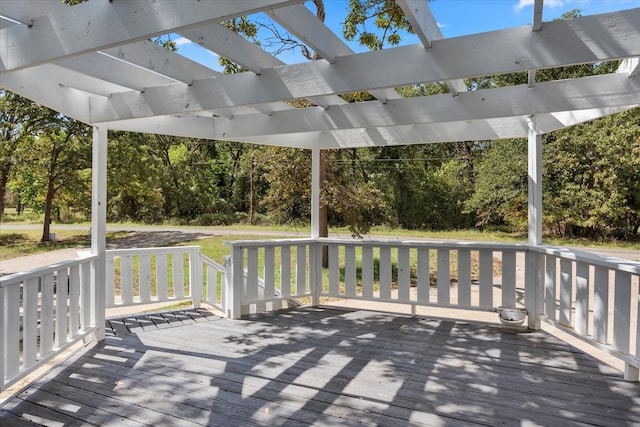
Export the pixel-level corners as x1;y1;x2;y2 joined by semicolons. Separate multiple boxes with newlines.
2;307;639;426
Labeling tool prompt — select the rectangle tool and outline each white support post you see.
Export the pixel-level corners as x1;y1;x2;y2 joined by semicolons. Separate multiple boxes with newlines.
91;125;107;341
526;117;543;329
311;144;320;239
310;144;322;305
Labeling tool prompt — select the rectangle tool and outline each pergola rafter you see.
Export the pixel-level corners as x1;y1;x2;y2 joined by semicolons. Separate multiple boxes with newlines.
1;2;638;149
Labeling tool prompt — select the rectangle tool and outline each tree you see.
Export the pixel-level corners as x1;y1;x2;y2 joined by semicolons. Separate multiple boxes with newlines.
12;116;91;241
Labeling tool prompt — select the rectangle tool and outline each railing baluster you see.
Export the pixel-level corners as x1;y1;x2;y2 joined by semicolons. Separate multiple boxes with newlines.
55;268;69;348
417;248;430;304
156;254;168;301
544;255;557;320
614;271;632;354
437;249;450;305
502;251;516;307
398;247;410;302
479;250;492;309
247;247;259;313
41;272;55;356
5;284;20;379
80;261;91;331
264;246;277;310
139;254;151;303
575;261;590;335
457;250;471;307
361;246;374;298
69;265;80;338
173;253;185;300
105;255;115;307
23;277;39;368
280;246;291;298
121;255;133;304
344;245;356;297
328;244;339;296
296;245;307;296
593;265;609;343
379;246;392;300
559;258;572;327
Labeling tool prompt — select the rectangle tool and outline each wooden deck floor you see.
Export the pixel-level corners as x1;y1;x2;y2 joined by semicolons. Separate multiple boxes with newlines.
2;306;639;426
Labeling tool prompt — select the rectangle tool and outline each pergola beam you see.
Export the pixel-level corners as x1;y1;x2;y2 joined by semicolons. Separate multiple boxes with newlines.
396;0;467;96
76;9;640;123
0;0;302;73
210;73;640;138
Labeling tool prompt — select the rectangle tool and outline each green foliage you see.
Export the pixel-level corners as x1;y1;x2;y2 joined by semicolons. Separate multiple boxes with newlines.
343;0;413;50
466;139;528;230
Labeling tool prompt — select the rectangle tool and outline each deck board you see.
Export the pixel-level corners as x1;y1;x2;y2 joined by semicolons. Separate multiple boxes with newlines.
2;306;639;426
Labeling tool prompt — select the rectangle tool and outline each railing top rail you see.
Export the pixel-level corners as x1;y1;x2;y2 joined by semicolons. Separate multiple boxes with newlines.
224;237;529;252
0;255;98;288
106;245;201;257
317;238;530;251
224;238;317;248
531;244;640;275
199;253;225;271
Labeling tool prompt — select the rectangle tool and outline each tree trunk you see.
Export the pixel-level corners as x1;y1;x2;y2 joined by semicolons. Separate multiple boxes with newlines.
41;149;60;242
0;164;9;224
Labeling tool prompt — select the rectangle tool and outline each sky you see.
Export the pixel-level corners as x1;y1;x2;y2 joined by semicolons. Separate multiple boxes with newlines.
173;0;640;71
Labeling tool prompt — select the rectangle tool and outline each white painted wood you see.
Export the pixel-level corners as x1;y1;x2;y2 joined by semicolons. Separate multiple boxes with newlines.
156;254;168;301
173;253;185;300
575;262;590;335
328;245;339;296
55;268;69;349
228;104;636;149
379;247;392;301
40;272;55;356
361;246;374;298
121;256;134;304
229;246;244;319
139;254;152;302
559;258;572;327
105;255;114;307
100;40;218;83
532;0;544;31
457;250;471;307
528;117;543;246
417;248;430;303
0;287;4;385
398;247;410;302
593;266;609;343
68;265;80;338
311;145;320;238
544;255;557;320
614;271;632;354
80;262;91;331
280;246;291;298
23;277;39;368
84;10;640;123
206;264;218;307
296;245;307;296
4;284;20;379
246;247;259;302
264;247;276;309
502;251;517;307
479;250;493;309
189;248;202;307
0;0;302;72
344;246;356;297
437;249;450;305
396;0;466;95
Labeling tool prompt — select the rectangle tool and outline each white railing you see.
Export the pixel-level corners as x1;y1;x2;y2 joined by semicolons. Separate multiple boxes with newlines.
224;238;530;319
532;245;640;380
105;246;202;309
200;254;226;313
225;239;318;318
1;255;97;392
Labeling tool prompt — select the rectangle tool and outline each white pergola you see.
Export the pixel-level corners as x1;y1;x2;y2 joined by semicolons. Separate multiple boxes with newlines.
2;0;640;390
2;0;639;285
